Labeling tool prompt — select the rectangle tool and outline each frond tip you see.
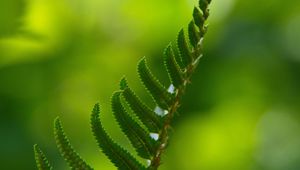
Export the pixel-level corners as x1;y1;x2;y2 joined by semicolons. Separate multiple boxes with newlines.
54;117;93;170
33;144;53;170
90;103;146;170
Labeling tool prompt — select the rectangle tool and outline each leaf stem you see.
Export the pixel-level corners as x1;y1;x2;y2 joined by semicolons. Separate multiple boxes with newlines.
149;48;201;169
149;1;211;167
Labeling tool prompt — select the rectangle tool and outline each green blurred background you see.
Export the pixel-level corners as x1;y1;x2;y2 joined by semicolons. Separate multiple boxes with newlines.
1;0;300;169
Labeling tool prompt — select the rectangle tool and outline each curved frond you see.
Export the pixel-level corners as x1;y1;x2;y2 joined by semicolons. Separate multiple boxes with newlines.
54;117;93;170
33;144;53;170
90;103;146;170
34;0;212;169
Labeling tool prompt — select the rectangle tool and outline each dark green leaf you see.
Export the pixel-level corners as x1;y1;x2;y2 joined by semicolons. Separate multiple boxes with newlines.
177;29;193;67
112;91;157;159
137;57;174;110
33;144;53;170
164;44;184;88
91;103;146;170
199;0;211;19
193;7;205;31
120;78;163;132
199;0;208;12
188;20;200;48
54;118;93;170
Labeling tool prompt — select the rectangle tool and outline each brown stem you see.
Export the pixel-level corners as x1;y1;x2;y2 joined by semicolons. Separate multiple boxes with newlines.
149;2;211;168
149;58;199;169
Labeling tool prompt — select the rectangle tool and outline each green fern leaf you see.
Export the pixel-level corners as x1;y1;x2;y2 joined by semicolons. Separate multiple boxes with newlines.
193;7;205;31
137;57;174;110
33;0;212;169
33;144;53;170
90;103;146;170
164;44;184;88
177;29;193;67
120;78;163;132
188;20;200;48
112;91;157;159
54;117;93;170
199;0;211;19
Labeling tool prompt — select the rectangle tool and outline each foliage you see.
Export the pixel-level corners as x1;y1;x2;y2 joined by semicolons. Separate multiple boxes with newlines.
33;0;211;169
33;144;53;170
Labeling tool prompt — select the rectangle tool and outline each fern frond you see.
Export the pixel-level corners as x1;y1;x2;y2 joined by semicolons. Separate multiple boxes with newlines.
90;103;146;170
34;0;212;169
120;78;162;133
54;117;93;170
33;144;53;170
164;44;184;88
112;91;157;159
177;29;194;67
137;57;174;110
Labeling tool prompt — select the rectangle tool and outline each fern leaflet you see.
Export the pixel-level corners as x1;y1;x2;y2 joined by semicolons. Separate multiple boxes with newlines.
120;77;163;133
54;117;93;170
33;144;53;170
137;58;174;110
91;103;146;170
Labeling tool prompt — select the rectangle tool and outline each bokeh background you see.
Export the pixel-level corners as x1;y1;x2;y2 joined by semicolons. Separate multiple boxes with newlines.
1;0;300;169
